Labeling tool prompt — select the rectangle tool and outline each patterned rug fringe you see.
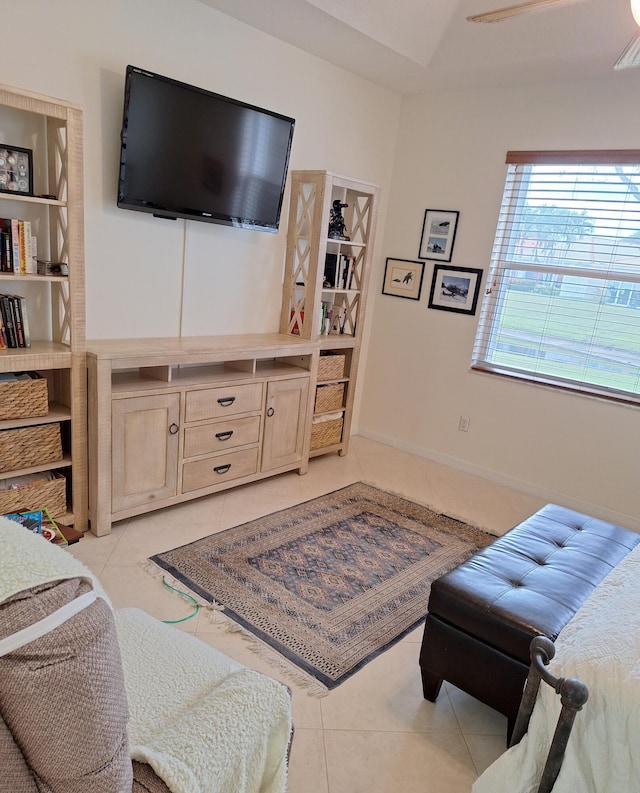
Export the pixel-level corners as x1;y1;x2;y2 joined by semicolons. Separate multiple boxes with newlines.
141;560;329;697
202;609;330;697
140;560;225;612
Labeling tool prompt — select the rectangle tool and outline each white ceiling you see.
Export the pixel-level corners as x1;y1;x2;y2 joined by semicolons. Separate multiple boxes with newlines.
197;0;640;94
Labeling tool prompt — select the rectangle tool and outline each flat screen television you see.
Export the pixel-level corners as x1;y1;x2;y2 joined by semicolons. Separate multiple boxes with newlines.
117;66;295;232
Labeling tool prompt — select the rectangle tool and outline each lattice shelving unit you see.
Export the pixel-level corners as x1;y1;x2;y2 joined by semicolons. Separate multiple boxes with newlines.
280;170;379;457
0;83;87;529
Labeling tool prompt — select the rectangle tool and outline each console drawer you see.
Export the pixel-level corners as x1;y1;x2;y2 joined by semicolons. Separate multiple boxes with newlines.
185;382;263;422
183;415;261;458
182;447;259;492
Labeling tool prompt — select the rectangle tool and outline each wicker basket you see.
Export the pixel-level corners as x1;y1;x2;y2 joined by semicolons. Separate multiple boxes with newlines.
317;354;345;381
0;472;67;518
0;376;49;421
0;424;63;474
314;383;345;413
310;416;343;450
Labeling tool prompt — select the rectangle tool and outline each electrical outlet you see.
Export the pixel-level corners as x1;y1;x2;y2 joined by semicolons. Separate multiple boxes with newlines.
459;416;470;432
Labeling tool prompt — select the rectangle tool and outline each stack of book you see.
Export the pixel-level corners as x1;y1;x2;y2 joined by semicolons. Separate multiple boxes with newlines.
0;293;30;348
0;218;37;274
323;253;355;290
318;301;348;335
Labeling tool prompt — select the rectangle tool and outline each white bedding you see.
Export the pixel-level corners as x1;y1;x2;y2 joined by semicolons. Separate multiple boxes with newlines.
116;607;292;793
472;542;640;793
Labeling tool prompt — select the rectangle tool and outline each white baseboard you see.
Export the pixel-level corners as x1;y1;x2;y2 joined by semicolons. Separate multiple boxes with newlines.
356;428;640;533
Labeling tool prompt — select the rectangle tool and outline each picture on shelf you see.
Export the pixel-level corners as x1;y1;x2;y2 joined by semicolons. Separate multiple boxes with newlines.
0;145;33;196
382;257;425;301
418;209;459;262
427;264;483;315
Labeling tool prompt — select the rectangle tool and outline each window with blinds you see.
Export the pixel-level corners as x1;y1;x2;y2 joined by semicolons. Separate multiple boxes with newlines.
472;151;640;404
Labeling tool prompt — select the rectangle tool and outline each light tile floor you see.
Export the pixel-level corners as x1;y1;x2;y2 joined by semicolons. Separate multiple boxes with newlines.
70;436;547;793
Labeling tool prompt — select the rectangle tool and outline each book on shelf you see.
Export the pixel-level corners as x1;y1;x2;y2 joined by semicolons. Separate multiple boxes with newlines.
0;306;6;349
319;300;333;335
323;253;356;291
0;221;12;272
0;294;17;348
0;218;37;274
10;219;19;274
0;293;31;348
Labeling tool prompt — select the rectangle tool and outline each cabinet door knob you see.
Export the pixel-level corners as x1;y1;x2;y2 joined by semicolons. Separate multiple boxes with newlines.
217;396;236;407
215;430;234;441
213;463;231;475
169;422;179;435
267;407;275;417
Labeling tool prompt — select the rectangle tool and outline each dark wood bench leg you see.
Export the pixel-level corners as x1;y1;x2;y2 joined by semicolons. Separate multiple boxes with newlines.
421;667;443;701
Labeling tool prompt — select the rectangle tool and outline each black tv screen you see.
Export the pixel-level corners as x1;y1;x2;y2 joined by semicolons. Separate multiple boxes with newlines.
117;66;295;232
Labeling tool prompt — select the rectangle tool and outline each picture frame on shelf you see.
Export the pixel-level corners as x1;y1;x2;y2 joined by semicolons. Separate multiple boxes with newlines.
382;257;425;301
0;145;33;196
428;264;483;315
418;209;459;261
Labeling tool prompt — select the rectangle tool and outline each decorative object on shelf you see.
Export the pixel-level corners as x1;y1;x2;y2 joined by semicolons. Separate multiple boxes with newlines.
419;209;459;262
328;199;350;240
382;257;425;301
0;145;33;195
427;264;483;315
36;260;69;277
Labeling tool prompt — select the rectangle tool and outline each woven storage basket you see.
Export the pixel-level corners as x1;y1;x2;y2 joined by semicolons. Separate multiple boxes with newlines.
0;473;67;518
0;424;63;474
314;383;345;413
310;416;343;450
317;354;345;381
0;376;48;421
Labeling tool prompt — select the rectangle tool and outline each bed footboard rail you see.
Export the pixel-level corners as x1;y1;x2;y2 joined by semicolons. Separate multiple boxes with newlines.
510;636;589;793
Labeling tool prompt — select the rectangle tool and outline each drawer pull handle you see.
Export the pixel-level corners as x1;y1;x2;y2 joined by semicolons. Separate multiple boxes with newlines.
213;463;232;475
215;430;234;441
267;407;275;417
217;396;236;407
168;422;179;435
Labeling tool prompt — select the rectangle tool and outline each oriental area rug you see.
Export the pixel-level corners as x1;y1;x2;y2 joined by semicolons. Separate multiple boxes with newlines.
149;482;494;693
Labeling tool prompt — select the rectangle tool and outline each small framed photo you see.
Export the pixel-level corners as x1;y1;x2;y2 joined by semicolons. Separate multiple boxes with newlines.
428;264;483;315
419;209;459;261
0;145;33;196
382;257;425;301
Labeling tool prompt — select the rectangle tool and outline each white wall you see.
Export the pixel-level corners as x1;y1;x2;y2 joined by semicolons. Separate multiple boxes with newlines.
360;75;640;530
0;0;399;341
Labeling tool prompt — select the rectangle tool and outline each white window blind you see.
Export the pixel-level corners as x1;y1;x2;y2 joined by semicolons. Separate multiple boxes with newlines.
472;150;640;404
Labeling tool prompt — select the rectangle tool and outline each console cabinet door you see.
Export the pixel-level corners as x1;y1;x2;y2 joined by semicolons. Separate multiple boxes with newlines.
261;377;309;472
111;394;180;513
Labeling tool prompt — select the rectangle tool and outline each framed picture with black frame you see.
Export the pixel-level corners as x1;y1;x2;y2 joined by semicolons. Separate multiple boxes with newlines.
428;264;483;315
418;209;459;262
381;257;425;301
0;145;33;195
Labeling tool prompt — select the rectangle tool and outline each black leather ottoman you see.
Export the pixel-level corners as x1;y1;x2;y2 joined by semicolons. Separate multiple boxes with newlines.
419;503;640;740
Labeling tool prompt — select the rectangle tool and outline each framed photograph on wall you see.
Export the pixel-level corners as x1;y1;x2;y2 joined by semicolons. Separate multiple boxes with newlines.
0;145;33;195
428;264;483;315
418;209;459;261
382;257;425;301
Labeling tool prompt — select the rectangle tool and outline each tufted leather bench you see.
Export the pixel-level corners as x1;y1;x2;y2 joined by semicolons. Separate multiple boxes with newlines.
419;503;640;741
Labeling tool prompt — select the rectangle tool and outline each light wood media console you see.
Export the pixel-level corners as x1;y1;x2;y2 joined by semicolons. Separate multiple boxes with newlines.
86;334;319;536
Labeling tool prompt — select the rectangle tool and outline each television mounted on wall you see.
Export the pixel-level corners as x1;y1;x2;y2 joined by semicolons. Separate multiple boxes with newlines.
117;65;295;233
